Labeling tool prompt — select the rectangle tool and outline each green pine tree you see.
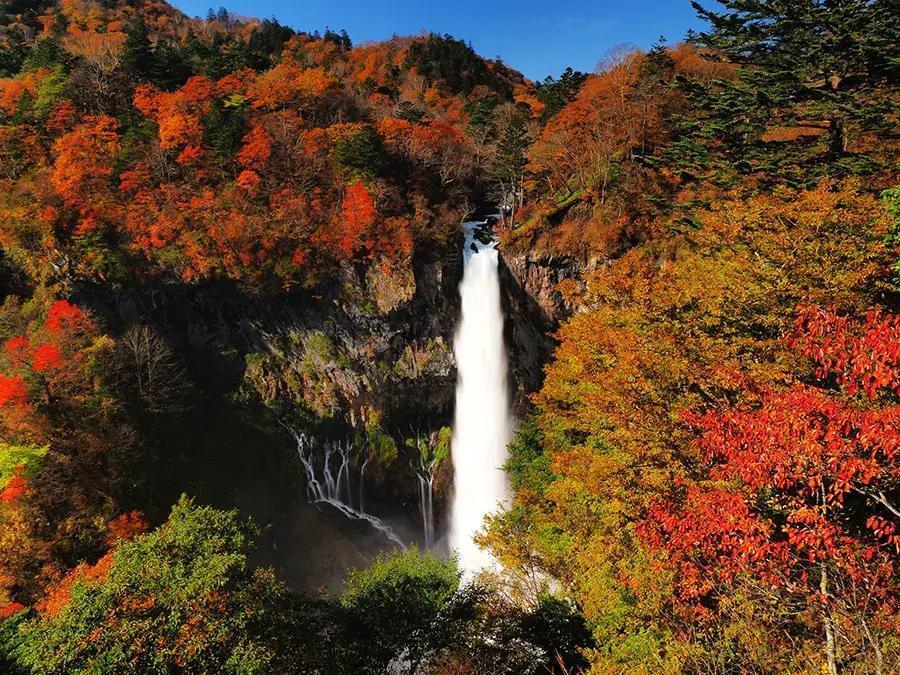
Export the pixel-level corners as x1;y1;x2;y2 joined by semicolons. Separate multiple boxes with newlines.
692;0;900;159
121;18;154;82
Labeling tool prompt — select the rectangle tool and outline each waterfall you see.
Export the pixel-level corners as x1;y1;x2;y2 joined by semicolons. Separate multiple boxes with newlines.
404;426;444;550
416;470;435;548
282;423;405;549
448;220;513;574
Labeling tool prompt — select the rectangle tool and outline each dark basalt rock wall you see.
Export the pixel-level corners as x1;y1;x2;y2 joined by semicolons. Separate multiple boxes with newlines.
499;249;592;409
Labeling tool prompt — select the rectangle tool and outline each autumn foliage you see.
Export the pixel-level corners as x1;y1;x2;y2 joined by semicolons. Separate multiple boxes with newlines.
0;4;507;290
0;471;27;504
791;305;900;399
339;182;377;258
0;600;24;619
0;376;28;409
45;300;88;335
489;175;898;669
0;296;121;605
50;116;121;235
0;1;897;673
638;309;899;670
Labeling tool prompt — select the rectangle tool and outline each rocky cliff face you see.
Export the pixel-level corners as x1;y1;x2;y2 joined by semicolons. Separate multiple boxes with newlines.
94;233;586;429
503;251;593;325
239;248;463;430
499;250;593;406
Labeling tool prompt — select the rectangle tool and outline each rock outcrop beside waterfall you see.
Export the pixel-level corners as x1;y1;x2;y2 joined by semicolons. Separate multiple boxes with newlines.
238;250;462;428
503;250;599;324
498;250;596;406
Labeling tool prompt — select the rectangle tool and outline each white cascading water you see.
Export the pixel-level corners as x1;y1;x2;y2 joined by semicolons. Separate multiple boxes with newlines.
448;220;513;574
281;422;405;549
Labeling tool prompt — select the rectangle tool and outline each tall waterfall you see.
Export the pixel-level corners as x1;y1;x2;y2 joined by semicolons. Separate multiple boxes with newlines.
448;220;513;574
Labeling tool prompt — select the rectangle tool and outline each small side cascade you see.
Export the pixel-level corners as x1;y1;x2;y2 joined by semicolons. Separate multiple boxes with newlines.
402;425;449;550
282;422;405;549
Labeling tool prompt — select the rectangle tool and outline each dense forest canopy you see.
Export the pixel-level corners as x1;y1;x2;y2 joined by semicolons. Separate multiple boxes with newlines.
0;0;897;672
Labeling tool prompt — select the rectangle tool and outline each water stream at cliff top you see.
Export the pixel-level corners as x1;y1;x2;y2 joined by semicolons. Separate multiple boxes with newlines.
448;219;513;574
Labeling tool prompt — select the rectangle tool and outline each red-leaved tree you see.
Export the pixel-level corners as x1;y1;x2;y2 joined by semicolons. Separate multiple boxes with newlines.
338;182;377;258
640;306;899;674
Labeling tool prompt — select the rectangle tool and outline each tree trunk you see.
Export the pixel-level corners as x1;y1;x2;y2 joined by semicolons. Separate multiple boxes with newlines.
821;563;839;675
828;117;845;158
860;617;883;675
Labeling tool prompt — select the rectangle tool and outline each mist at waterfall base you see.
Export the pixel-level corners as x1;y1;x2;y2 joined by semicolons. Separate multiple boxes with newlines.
448;220;513;574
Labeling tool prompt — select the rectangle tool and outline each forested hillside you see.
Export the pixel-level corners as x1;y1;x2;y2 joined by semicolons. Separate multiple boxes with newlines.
489;1;900;671
0;0;897;672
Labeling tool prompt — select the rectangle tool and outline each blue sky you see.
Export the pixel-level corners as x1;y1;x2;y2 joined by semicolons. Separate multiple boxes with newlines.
170;0;708;81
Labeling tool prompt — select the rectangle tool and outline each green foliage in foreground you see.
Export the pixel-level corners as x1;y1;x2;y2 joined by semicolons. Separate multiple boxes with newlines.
10;496;303;674
338;547;592;674
2;498;593;674
504;416;555;496
340;548;461;672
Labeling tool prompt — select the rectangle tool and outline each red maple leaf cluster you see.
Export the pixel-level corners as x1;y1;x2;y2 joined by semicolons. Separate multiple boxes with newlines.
640;306;899;625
